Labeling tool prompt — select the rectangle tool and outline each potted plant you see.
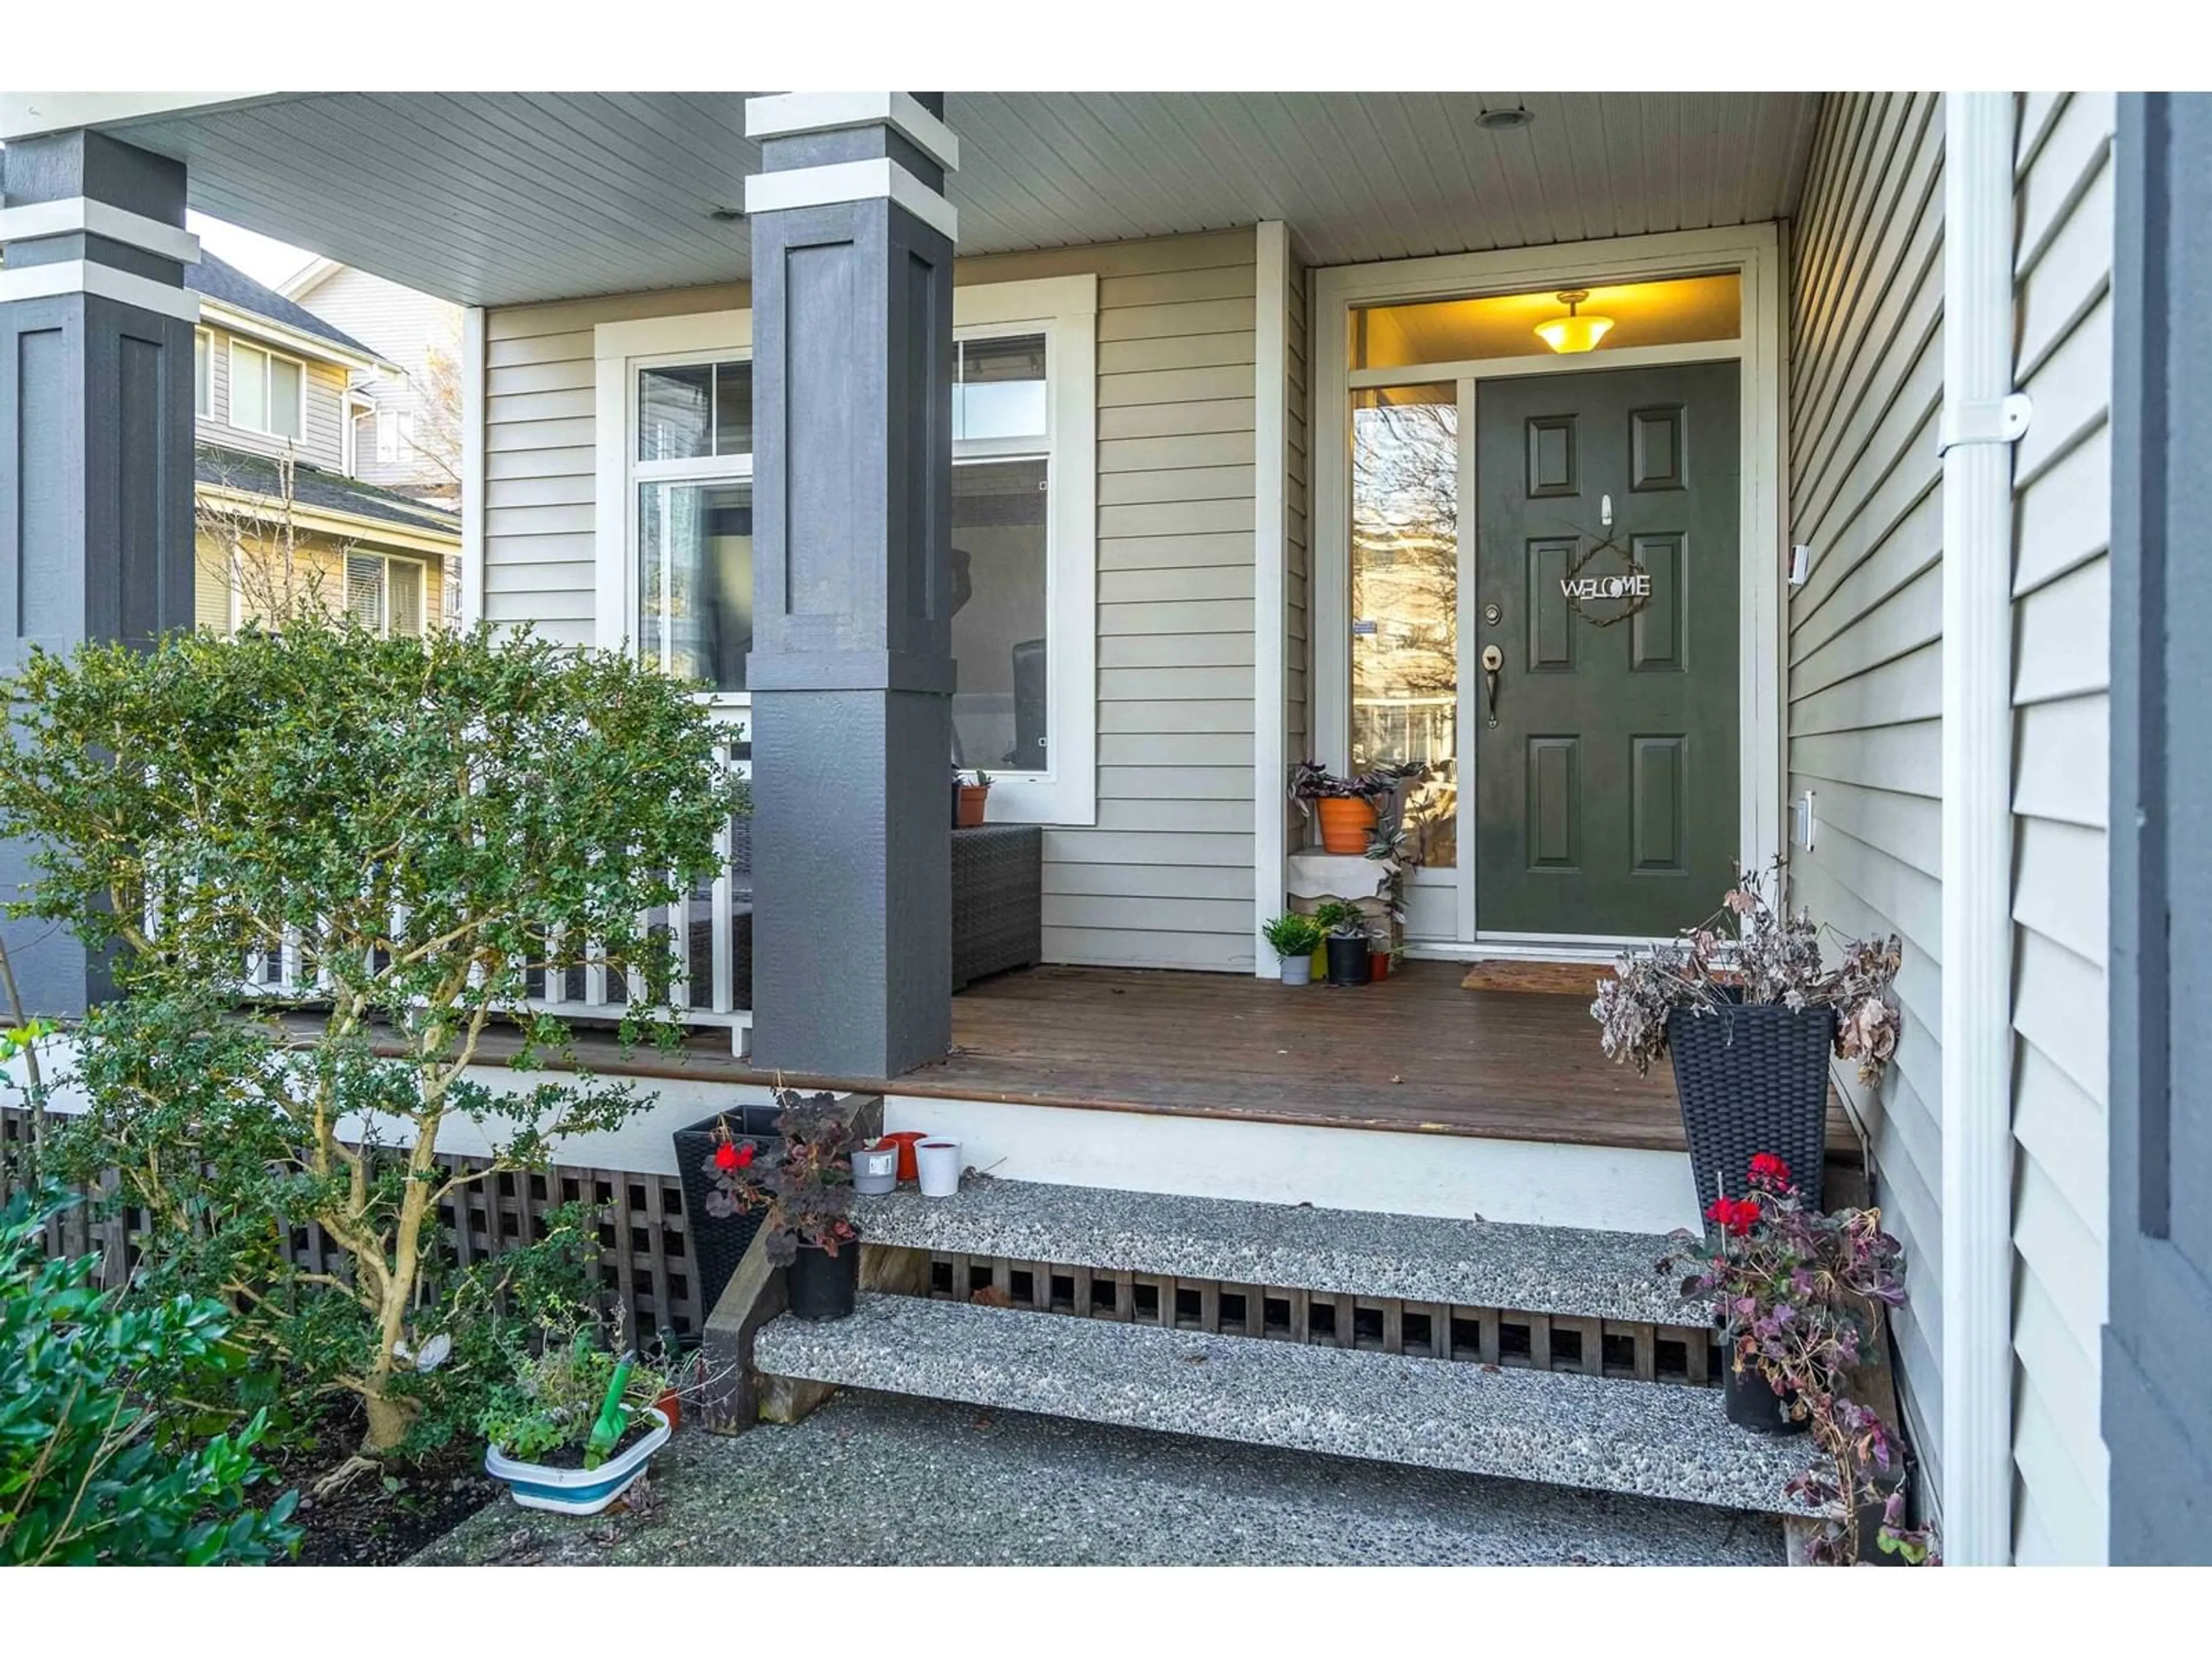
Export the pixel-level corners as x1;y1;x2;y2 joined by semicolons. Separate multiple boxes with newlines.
479;1326;673;1516
955;767;993;828
1664;1153;1939;1565
1315;901;1374;987
1591;859;1901;1213
706;1088;862;1320
1262;912;1324;985
673;1106;781;1316
1287;760;1392;853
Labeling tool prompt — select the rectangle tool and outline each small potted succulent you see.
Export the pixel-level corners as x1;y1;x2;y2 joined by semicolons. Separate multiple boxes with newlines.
1592;858;1902;1213
1664;1153;1939;1565
1262;911;1324;985
954;767;993;828
707;1088;862;1320
479;1325;673;1516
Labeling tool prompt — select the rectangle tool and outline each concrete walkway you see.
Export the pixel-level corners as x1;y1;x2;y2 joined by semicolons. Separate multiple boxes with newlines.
418;1391;1783;1567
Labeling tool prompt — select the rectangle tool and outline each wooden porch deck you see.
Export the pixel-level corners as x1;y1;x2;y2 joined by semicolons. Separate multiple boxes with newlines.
493;960;1858;1157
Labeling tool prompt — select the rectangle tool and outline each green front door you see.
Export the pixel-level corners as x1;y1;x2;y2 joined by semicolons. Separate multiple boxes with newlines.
1473;361;1740;937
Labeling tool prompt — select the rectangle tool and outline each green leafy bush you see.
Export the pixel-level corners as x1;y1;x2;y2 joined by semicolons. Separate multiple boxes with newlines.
0;1186;301;1565
0;619;745;1455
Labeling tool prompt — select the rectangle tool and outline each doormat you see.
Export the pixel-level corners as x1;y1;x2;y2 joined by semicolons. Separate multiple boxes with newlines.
1459;959;1611;997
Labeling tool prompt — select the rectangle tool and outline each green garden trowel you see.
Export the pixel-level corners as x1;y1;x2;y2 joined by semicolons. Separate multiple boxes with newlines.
583;1354;635;1471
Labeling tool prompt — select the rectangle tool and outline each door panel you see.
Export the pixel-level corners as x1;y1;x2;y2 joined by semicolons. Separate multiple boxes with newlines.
1474;362;1740;937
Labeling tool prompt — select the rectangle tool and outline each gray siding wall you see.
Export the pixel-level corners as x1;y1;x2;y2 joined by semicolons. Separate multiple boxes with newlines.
481;282;752;645
291;264;464;494
957;229;1261;972
2006;88;2114;1567
481;229;1263;973
1785;90;1948;1490
196;320;349;473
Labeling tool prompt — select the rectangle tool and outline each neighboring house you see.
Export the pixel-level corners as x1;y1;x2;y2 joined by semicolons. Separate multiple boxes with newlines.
187;251;459;637
3;91;2204;1567
281;258;462;503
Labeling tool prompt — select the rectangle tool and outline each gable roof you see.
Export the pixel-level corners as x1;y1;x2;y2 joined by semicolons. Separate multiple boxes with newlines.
186;251;387;365
197;444;459;543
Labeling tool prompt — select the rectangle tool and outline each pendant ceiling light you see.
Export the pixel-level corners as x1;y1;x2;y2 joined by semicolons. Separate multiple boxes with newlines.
1535;289;1615;354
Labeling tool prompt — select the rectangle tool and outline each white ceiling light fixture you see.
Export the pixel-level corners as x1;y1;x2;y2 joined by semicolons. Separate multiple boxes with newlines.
1535;289;1615;354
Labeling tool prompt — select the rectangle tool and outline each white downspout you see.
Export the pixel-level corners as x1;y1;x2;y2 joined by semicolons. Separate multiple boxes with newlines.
1938;89;2031;1567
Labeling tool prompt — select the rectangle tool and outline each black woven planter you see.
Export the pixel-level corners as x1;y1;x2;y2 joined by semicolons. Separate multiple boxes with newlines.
1722;1353;1809;1435
1667;1000;1834;1215
671;1105;785;1318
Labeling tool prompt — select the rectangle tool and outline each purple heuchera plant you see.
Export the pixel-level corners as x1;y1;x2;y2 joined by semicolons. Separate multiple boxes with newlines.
701;1088;858;1266
1591;857;1903;1080
1665;1154;1938;1566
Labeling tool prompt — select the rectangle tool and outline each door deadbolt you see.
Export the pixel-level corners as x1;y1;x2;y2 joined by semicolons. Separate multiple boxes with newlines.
1482;602;1503;627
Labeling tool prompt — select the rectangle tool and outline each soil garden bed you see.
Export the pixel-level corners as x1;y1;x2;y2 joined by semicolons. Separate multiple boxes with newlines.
515;1417;661;1471
264;1403;501;1567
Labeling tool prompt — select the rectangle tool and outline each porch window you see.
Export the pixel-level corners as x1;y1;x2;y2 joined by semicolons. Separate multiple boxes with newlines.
229;340;306;442
344;552;426;638
594;274;1097;825
1350;272;1741;371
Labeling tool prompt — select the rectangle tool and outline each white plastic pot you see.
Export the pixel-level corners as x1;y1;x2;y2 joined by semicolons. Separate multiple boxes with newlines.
484;1406;671;1516
1279;954;1312;986
852;1142;900;1195
916;1139;963;1199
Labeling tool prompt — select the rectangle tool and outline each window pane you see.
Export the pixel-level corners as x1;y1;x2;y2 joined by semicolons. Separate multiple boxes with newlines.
387;559;423;637
956;334;1047;442
639;480;751;691
268;357;304;440
1351;384;1457;868
1351;272;1740;369
194;334;210;415
639;364;713;461
345;554;385;633
713;361;753;457
950;458;1049;771
233;346;267;431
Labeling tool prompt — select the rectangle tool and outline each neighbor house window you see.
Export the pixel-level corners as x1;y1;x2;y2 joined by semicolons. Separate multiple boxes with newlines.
594;274;1097;824
194;329;212;417
230;340;305;441
345;552;426;638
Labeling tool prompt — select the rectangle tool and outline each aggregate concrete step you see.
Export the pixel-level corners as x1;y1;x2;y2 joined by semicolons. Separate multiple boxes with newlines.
854;1177;1688;1325
754;1293;1816;1517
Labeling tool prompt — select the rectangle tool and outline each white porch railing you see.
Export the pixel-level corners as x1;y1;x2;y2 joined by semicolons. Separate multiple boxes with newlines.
236;717;756;1056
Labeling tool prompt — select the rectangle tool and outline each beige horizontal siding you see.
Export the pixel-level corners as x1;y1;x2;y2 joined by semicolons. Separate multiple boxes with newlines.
197;321;349;474
2006;88;2114;1567
481;281;751;645
1785;89;1948;1494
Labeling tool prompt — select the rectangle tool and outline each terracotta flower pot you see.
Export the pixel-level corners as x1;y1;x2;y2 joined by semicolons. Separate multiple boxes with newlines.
956;784;991;827
1315;796;1377;853
1369;950;1391;982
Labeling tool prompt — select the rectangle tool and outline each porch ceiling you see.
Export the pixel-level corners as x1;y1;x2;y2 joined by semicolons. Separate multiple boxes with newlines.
78;92;1823;308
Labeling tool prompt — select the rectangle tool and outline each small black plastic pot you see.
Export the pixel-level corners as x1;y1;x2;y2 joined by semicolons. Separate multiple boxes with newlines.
1853;1469;1914;1565
1721;1355;1808;1435
786;1240;861;1321
1325;933;1373;986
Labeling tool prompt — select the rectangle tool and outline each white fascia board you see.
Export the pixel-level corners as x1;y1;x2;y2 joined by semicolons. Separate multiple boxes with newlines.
743;92;960;172
196;299;399;376
0;259;199;323
1;92;279;141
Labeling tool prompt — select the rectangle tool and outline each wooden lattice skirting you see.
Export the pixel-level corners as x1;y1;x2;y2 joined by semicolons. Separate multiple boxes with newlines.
1;1107;707;1338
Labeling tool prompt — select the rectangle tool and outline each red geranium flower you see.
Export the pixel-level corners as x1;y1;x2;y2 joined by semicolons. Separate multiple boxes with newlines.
1704;1195;1762;1237
1749;1152;1791;1185
713;1139;740;1171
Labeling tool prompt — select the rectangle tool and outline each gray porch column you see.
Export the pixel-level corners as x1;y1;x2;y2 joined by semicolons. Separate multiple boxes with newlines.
743;93;960;1078
0;130;199;1016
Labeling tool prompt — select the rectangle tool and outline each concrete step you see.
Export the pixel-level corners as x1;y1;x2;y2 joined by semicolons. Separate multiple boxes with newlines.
854;1177;1687;1326
754;1293;1816;1517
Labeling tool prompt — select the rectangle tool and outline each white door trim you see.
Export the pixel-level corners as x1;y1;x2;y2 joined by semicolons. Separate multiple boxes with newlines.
1312;225;1787;938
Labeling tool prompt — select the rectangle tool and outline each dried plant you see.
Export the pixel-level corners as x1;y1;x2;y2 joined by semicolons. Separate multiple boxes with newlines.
1590;859;1903;1081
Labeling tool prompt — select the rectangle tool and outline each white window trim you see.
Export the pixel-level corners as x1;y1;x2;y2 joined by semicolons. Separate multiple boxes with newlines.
592;273;1099;828
228;336;309;443
194;326;213;418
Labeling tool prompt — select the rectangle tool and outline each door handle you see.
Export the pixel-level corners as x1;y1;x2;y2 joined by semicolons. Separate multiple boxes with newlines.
1481;644;1503;728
